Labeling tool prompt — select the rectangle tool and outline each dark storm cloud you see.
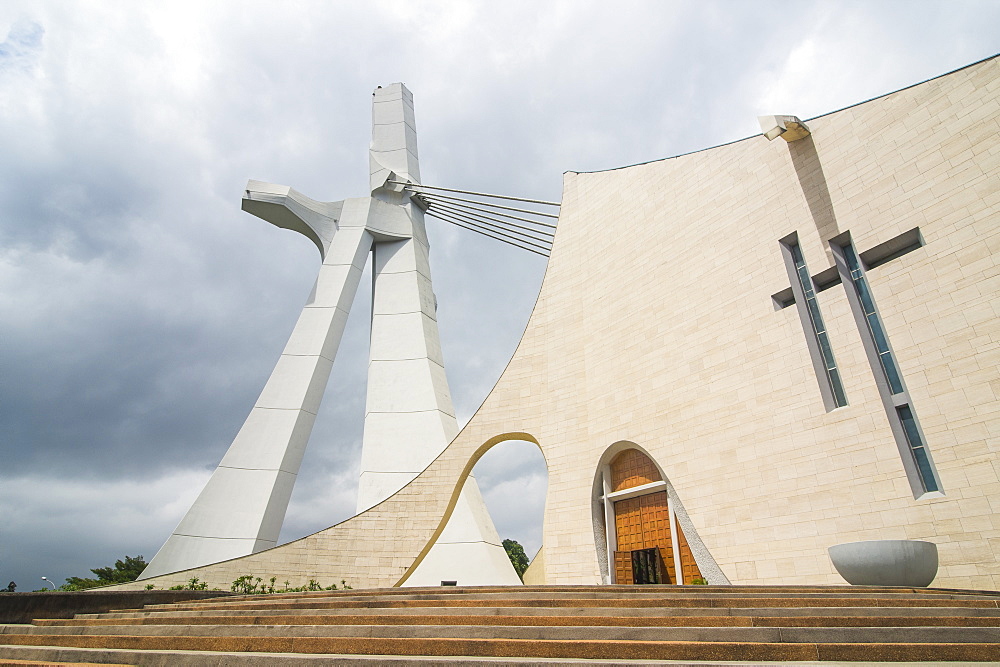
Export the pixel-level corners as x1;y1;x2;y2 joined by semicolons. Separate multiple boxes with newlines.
1;0;998;589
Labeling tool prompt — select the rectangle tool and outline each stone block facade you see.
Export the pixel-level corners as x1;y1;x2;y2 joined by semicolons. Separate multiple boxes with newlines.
116;56;1000;591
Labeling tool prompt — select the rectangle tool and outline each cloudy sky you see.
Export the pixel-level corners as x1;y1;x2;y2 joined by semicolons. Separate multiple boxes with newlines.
1;1;997;590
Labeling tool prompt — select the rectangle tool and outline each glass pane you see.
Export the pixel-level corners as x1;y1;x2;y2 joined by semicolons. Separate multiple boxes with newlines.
856;277;877;315
869;314;890;353
786;242;846;410
898;406;938;492
806;297;825;328
912;447;939;492
790;244;804;264
898;405;919;441
844;244;861;271
818;331;836;367
829;368;848;407
882;354;904;394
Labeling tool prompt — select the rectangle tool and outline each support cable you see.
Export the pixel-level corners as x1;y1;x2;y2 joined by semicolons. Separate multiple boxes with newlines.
390;180;561;207
426;211;550;257
429;208;552;252
419;194;558;232
412;191;560;221
426;210;551;256
427;205;553;248
424;200;555;242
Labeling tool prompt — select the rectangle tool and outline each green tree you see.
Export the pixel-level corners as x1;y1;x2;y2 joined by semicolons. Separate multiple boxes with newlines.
502;539;529;581
62;555;147;591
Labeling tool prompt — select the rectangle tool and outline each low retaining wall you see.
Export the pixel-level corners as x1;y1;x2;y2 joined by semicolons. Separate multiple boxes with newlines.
0;590;234;624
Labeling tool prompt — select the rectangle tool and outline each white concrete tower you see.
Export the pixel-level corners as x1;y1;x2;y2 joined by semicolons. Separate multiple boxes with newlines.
362;84;520;586
142;84;519;586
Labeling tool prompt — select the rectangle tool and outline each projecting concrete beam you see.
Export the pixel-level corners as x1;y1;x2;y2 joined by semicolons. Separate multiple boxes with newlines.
758;114;811;142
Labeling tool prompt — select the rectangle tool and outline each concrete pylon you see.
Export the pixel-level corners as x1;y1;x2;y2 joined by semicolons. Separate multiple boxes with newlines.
142;83;519;586
361;85;519;586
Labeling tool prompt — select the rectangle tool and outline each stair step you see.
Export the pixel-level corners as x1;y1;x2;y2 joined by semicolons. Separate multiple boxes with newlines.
122;597;1000;615
67;604;1000;622
3;634;1000;662
6;624;1000;642
3;585;999;663
22;614;1000;629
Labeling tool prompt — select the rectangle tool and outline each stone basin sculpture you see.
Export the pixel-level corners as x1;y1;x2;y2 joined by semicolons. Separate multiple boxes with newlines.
829;540;938;587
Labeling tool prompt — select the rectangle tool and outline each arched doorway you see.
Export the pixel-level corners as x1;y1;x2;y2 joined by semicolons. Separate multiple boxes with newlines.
599;448;703;585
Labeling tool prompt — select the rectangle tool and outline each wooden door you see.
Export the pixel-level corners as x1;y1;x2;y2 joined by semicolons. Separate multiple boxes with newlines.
609;449;703;585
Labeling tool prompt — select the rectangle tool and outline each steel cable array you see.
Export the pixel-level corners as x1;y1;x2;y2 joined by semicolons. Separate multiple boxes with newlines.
388;180;560;257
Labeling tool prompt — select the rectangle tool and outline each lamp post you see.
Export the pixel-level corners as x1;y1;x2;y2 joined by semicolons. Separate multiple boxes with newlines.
40;577;55;590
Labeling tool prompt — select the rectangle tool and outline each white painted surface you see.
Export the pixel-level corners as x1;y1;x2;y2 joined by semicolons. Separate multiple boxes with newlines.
403;475;523;587
145;83;518;585
142;194;374;580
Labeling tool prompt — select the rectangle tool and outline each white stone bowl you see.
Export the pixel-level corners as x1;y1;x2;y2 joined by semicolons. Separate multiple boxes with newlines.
828;540;938;587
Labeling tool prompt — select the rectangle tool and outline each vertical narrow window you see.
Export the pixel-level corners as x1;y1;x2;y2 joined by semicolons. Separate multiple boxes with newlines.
780;236;848;411
832;237;942;498
843;244;904;394
897;405;939;493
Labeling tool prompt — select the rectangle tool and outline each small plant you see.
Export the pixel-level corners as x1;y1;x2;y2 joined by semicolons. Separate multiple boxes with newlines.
186;577;208;590
231;574;351;594
690;577;709;585
231;575;264;595
144;584;155;590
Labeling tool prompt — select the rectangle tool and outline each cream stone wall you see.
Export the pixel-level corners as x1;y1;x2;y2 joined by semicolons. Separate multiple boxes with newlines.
115;56;999;592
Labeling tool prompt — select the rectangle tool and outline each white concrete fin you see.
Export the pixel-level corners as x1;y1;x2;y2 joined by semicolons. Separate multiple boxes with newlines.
365;197;413;240
281;306;351;361
402;477;521;586
359;410;458;475
374;236;432;278
141;535;259;580
370;83;420;191
356;471;420;514
361;403;459;445
172;468;296;541
307;264;364;310
149;83;517;589
436;476;503;545
369;312;445;365
365;358;455;416
242;180;344;258
372;123;419;160
758;114;811;142
371;148;421;185
255;354;335;415
145;226;372;579
372;98;416;132
219;408;315;472
402;539;524;586
371;270;437;318
338;199;374;229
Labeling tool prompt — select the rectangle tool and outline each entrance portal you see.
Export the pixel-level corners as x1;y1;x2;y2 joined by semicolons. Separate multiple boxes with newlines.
604;449;703;585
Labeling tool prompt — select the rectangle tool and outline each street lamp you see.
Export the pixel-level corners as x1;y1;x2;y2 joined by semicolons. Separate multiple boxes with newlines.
40;577;55;590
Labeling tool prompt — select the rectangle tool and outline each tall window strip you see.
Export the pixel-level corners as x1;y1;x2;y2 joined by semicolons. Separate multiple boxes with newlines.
832;238;942;497
780;238;848;411
898;405;939;493
843;244;905;394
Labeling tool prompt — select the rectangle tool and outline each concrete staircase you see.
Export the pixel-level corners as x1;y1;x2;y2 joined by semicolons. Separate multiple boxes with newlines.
2;585;1000;664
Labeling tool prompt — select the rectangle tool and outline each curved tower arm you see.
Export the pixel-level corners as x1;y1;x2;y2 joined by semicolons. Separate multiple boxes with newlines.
141;196;372;579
